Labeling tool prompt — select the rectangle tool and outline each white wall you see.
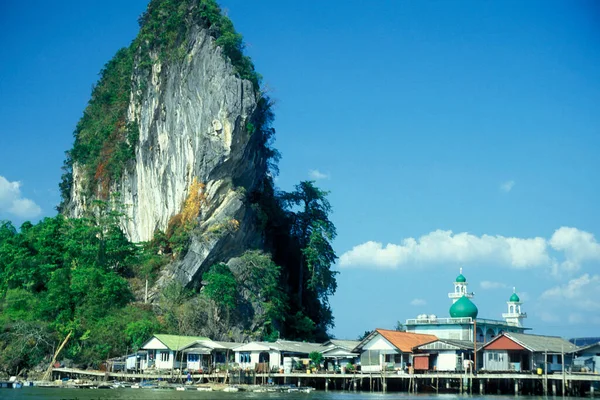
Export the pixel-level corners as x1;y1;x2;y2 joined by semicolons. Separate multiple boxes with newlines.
408;326;470;340
363;336;395;351
436;351;457;371
155;350;173;369
143;337;168;350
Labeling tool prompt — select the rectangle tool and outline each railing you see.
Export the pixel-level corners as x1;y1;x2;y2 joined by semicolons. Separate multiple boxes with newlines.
405;317;513;325
405;317;472;325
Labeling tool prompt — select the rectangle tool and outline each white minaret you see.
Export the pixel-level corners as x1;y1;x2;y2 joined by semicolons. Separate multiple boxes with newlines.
502;287;527;327
448;268;474;303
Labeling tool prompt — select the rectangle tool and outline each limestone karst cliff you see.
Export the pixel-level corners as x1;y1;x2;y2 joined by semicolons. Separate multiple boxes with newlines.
61;0;269;289
57;0;338;342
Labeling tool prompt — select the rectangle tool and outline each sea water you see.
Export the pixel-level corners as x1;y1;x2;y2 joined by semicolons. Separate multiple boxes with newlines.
0;387;568;400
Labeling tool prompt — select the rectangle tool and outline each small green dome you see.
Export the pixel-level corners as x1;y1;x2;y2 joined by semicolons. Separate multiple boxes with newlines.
449;296;478;318
455;274;466;283
509;293;520;302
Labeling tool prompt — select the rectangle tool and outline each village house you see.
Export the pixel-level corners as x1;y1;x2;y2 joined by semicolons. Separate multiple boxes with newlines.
412;338;483;372
233;340;324;372
354;329;437;372
140;334;240;371
320;339;360;372
481;332;578;372
573;341;600;373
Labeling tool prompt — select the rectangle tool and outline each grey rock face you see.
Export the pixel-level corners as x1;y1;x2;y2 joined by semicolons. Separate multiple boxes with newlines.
69;26;265;287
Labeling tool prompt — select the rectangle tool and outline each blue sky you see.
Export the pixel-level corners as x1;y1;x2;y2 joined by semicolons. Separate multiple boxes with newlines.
1;0;599;340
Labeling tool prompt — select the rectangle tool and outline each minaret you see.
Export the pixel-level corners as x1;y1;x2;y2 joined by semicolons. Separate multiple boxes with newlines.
502;287;527;327
448;268;474;303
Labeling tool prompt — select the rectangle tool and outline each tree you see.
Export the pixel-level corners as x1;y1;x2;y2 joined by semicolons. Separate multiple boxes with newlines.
235;251;287;340
357;330;372;341
202;263;238;328
282;181;338;336
308;351;324;369
395;321;406;332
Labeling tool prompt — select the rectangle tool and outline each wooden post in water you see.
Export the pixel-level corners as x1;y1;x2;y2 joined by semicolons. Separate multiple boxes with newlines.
562;345;566;397
515;379;519;396
480;380;484;395
553;381;557;396
544;349;548;396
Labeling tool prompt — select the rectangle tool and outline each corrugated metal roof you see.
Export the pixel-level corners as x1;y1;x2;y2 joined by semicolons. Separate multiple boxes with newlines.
499;333;578;353
326;340;360;350
416;339;483;351
575;342;600;354
273;340;324;354
153;334;209;351
213;341;243;349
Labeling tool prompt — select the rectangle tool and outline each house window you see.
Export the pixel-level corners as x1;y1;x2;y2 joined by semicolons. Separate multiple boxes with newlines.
240;352;251;363
394;354;402;363
385;354;393;363
188;354;199;362
160;352;169;362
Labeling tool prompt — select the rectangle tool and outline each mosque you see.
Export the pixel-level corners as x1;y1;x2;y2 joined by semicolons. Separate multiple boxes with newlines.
404;269;529;343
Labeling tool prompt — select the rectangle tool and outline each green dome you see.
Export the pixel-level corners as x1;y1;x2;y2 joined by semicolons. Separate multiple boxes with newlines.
455;274;466;283
449;296;478;318
509;293;520;302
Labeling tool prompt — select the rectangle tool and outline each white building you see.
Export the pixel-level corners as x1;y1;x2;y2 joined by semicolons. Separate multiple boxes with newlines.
354;329;437;372
140;334;240;371
405;270;529;344
233;340;324;372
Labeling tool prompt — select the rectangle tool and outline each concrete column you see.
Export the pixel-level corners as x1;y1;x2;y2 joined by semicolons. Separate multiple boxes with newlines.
480;381;484;395
325;380;328;391
552;381;557;396
514;380;519;396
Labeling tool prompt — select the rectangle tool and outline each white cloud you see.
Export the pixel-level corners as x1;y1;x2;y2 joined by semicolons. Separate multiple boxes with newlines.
0;175;42;219
549;227;600;274
480;281;508;290
308;169;329;180
541;274;600;312
340;227;600;276
410;298;427;306
339;230;549;269
500;180;515;192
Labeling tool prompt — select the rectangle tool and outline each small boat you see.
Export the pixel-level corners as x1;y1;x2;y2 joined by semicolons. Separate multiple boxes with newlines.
197;386;212;391
131;384;140;389
175;386;186;391
223;386;239;392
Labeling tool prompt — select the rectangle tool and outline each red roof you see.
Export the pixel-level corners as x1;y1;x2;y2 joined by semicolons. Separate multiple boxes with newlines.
376;329;438;353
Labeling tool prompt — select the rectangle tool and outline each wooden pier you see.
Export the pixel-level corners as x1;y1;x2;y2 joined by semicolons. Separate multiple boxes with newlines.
51;368;600;397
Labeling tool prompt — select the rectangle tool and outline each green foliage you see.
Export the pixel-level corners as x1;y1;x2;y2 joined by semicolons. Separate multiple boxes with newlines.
235;251;287;340
357;330;371;341
0;204;162;371
203;263;237;312
280;181;338;338
308;351;324;368
61;47;136;205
